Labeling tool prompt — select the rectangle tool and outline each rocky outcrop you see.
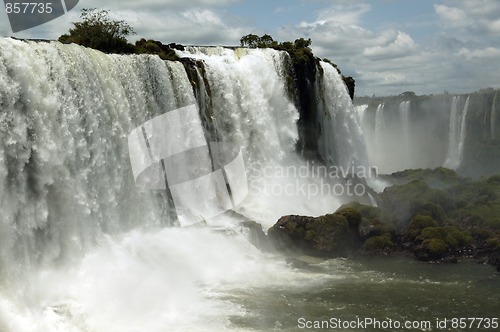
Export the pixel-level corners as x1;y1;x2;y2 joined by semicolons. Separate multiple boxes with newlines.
240;220;273;252
267;208;363;257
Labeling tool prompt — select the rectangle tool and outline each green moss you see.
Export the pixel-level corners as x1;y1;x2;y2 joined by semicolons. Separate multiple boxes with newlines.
413;202;446;224
285;220;304;238
362;234;394;251
407;215;438;240
487;175;500;184
314;214;349;232
135;39;180;61
419;227;447;241
488;218;500;230
336;207;362;228
443;226;474;248
416;225;474;251
422;238;448;257
486;235;500;249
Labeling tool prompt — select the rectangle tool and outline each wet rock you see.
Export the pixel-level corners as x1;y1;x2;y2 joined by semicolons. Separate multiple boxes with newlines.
240;221;272;252
268;211;362;257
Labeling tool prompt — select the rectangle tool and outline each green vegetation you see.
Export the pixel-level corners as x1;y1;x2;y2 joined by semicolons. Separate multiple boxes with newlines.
268;211;361;257
58;8;180;60
269;168;498;264
57;11;350;93
59;8;136;54
135;39;179;61
362;234;394;252
407;215;438;241
357;168;500;262
238;33;355;99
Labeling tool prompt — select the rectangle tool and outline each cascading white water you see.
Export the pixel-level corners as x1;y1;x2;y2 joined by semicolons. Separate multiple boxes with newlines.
492;93;497;140
374;103;385;151
444;96;470;169
399;100;410;165
178;47;299;166
316;61;368;169
0;38;195;274
177;47;346;224
353;104;367;128
0;38;352;331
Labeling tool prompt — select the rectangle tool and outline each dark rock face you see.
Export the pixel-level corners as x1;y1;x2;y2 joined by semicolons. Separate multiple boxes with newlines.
343;76;355;100
267;209;362;257
290;53;322;161
240;221;272;252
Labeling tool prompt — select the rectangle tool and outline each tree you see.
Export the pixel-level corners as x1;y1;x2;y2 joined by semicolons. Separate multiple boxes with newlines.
240;34;277;48
259;34;276;47
58;8;136;54
294;37;312;49
240;34;260;48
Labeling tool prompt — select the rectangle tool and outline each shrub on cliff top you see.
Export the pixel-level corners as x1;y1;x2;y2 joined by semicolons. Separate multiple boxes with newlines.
59;8;135;54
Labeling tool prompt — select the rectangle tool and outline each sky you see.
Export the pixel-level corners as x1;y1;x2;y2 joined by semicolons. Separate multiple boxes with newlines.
1;0;499;96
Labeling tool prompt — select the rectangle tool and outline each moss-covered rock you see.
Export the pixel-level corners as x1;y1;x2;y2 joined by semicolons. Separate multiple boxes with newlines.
421;238;448;258
135;39;180;61
268;211;362;257
335;207;362;228
362;234;395;253
407;215;439;241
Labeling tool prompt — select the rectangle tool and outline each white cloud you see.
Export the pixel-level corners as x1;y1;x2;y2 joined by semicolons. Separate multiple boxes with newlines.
458;47;500;59
85;0;240;10
276;3;428;95
435;0;500;36
434;4;466;27
316;3;371;26
0;1;248;45
129;8;246;45
275;1;500;96
364;32;417;59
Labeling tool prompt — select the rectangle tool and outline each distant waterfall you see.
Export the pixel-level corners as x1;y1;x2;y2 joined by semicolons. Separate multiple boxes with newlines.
444;96;470;169
399;101;410;164
492;93;497;140
374;103;385;150
399;101;410;137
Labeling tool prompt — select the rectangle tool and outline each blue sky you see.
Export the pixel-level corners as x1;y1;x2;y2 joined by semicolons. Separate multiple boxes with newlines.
1;0;499;96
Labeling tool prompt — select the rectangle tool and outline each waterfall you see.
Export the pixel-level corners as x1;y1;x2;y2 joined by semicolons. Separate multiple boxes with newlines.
492;93;498;140
444;96;470;169
0;38;354;331
0;38;195;274
374;103;385;150
0;39;309;273
316;61;368;169
177;47;299;164
399;100;410;167
354;104;367;128
399;100;410;142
